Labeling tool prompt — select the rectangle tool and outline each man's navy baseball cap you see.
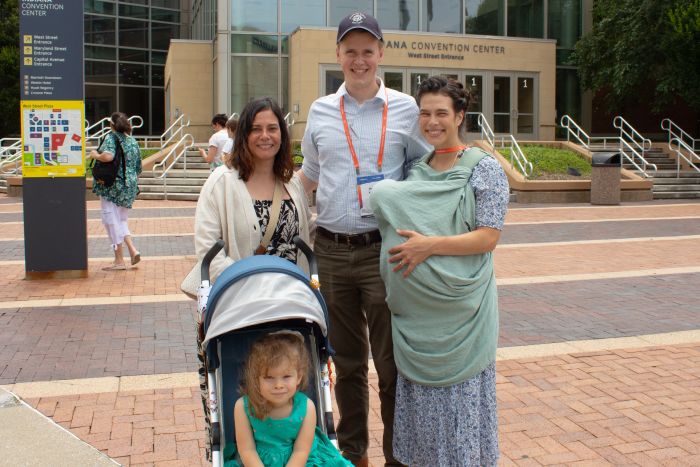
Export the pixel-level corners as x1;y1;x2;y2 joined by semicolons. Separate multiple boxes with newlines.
337;12;384;43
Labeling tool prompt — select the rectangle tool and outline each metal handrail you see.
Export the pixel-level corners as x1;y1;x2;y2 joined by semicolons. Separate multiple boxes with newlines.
477;113;496;152
669;137;700;177
0;138;21;156
618;138;657;177
496;134;534;177
561;115;657;178
152;133;195;200
478;113;532;177
662;118;698;152
86;115;144;147
613;116;652;157
160;114;191;149
560;115;621;148
284;112;295;128
0;139;22;175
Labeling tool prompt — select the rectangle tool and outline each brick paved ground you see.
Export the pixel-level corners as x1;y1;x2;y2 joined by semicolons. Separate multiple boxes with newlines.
1;194;699;466
3;273;699;385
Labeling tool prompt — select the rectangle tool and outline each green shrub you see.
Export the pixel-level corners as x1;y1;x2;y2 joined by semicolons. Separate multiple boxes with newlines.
292;141;303;166
499;145;591;178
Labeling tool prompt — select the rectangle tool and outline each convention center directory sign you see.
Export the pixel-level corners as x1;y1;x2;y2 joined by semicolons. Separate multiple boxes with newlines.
20;0;87;276
19;0;84;178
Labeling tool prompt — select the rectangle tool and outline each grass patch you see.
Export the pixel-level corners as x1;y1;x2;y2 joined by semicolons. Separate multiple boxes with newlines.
140;148;160;159
499;145;591;179
292;141;303;166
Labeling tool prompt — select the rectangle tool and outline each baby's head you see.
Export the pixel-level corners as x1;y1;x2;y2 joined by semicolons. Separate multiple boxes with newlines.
242;330;310;419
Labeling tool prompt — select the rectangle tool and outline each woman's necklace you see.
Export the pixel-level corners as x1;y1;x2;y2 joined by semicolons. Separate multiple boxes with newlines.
434;144;468;155
431;145;470;170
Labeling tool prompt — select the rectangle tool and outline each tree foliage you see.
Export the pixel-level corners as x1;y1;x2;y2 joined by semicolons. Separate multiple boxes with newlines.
0;0;19;136
571;0;700;113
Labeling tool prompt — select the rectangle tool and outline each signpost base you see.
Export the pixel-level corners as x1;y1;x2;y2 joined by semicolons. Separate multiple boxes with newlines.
23;177;88;278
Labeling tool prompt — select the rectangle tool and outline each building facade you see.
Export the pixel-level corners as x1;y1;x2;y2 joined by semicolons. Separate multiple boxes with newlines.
83;0;188;134
180;0;590;140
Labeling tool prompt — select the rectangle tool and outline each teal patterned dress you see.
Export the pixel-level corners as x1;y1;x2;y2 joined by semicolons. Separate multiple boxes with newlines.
224;392;350;466
92;131;142;208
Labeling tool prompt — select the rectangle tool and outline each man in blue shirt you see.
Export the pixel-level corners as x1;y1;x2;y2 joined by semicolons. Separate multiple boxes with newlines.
299;12;430;467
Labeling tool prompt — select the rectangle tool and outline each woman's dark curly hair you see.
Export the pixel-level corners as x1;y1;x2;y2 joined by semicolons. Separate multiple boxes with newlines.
416;76;475;133
225;97;293;183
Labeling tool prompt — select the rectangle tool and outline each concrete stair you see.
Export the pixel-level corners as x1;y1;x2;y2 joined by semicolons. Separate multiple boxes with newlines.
618;147;700;200
138;150;209;201
650;170;700;199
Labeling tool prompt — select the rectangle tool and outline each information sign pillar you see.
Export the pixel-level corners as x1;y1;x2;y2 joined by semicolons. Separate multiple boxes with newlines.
19;0;87;278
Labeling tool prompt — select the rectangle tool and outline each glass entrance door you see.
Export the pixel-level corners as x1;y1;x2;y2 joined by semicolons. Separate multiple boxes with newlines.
382;69;405;93
410;71;431;98
514;75;536;139
464;73;484;140
492;75;511;134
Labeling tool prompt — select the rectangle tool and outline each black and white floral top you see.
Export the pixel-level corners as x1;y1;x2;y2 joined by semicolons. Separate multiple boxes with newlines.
253;199;299;263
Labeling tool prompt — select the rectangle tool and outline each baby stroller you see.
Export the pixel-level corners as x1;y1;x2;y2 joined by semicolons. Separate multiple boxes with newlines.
197;237;336;467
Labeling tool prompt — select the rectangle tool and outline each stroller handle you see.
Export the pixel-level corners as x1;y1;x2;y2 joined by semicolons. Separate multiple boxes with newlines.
201;239;226;283
293;236;318;277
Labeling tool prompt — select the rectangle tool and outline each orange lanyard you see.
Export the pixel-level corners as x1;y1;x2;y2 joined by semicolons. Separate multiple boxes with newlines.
340;88;388;175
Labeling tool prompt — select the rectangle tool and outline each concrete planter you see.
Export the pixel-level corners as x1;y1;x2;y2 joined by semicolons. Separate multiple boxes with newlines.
472;140;654;203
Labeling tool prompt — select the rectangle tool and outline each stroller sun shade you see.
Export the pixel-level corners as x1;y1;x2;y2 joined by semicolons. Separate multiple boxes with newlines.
202;255;328;349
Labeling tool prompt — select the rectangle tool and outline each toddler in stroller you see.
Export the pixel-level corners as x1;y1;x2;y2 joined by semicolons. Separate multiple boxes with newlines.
197;238;348;466
231;331;350;466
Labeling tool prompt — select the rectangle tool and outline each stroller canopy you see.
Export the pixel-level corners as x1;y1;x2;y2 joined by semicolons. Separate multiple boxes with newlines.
203;255;328;348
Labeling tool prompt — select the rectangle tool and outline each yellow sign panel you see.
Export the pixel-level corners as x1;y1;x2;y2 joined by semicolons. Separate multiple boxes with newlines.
21;100;85;178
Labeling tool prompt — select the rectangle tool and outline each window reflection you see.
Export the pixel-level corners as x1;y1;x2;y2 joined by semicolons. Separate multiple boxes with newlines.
86;85;117;125
85;61;116;84
231;35;279;54
119;63;148;85
507;0;544;38
119;19;148;48
464;0;504;35
232;0;278;32
152;23;180;50
325;70;344;95
329;0;373;27
85;16;115;45
548;0;581;48
231;57;279;114
282;0;325;33
119;87;150;134
378;0;419;31
422;0;461;34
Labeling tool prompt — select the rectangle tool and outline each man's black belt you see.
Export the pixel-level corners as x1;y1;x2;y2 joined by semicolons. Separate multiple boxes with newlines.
317;226;382;246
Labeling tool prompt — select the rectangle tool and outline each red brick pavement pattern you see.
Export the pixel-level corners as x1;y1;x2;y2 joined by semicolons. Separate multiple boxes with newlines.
3;237;698;302
27;387;208;467
26;344;700;466
0;198;196;213
505;203;700;223
494;238;700;278
0;259;194;302
0;217;195;239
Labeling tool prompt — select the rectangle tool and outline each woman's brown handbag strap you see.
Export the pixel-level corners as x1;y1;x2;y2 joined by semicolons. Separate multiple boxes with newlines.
255;179;284;255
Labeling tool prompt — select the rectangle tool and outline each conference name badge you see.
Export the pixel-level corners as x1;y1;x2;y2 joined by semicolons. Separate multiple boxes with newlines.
357;174;384;218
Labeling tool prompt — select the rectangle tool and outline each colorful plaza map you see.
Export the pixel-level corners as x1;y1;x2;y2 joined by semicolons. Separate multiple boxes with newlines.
21;100;84;177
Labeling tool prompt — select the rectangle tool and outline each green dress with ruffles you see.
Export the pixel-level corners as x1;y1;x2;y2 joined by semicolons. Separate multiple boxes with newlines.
224;392;350;466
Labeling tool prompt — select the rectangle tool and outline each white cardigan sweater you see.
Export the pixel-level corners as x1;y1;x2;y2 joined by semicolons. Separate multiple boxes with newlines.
181;165;314;296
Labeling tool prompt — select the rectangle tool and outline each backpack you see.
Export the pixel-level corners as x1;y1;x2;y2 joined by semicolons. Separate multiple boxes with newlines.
91;133;127;187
